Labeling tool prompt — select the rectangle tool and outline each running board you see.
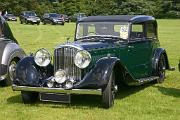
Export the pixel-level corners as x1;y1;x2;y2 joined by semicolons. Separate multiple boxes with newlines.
138;76;159;84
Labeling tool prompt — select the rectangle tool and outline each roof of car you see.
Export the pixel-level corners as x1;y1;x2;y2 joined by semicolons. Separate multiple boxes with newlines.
78;15;155;23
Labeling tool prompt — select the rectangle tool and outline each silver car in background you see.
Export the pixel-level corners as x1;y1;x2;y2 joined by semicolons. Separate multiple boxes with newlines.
0;16;25;86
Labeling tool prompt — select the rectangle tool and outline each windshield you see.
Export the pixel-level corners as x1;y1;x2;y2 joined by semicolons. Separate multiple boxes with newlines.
26;12;36;16
76;22;129;40
49;13;59;17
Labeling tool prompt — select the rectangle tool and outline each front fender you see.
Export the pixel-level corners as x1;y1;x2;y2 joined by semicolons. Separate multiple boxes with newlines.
1;42;25;65
14;56;53;87
73;57;123;89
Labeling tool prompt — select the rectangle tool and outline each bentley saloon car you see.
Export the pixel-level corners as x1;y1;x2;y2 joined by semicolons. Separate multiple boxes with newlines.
42;13;65;25
19;11;41;25
12;15;174;108
0;16;25;86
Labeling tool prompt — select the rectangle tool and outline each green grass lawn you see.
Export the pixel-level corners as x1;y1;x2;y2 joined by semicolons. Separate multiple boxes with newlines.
0;20;180;120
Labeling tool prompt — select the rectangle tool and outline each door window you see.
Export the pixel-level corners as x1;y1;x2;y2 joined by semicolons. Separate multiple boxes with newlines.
146;22;157;39
130;24;144;40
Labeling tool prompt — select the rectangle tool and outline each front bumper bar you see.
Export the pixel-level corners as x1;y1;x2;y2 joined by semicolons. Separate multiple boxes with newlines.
12;84;102;95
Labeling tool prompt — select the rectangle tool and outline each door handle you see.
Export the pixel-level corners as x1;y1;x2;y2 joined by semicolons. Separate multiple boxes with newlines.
128;46;134;49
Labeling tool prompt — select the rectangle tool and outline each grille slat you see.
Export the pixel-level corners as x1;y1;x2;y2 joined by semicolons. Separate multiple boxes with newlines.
54;47;81;81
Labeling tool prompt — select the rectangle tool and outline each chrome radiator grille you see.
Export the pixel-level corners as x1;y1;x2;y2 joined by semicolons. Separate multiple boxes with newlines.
54;47;82;81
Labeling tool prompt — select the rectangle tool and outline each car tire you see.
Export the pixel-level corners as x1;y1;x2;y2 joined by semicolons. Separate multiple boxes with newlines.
157;54;166;83
2;59;19;86
102;71;116;108
21;91;38;104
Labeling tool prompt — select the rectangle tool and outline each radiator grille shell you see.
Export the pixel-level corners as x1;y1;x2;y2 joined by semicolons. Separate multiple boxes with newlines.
54;47;82;81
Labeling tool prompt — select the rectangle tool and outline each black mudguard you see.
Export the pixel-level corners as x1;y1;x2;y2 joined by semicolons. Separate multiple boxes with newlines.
14;56;53;87
153;48;170;72
73;57;124;89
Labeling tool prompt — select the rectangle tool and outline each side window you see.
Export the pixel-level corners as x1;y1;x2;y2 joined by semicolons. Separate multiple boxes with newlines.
131;24;144;40
146;22;156;39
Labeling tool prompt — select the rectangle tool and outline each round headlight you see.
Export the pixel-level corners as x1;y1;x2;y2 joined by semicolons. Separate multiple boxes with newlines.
34;48;51;67
54;69;66;83
74;50;91;69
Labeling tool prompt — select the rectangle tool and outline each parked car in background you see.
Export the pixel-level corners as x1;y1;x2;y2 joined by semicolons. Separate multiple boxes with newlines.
3;13;17;21
70;13;87;22
0;16;25;86
42;13;65;25
12;15;174;108
19;11;41;25
62;14;70;22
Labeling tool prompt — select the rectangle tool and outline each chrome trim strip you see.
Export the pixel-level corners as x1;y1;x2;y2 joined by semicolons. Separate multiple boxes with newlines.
12;84;102;95
55;44;83;50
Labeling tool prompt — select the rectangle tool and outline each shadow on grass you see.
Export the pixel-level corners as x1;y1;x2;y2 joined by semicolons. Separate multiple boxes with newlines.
6;83;154;109
6;93;102;109
154;86;180;98
7;94;22;104
116;82;153;99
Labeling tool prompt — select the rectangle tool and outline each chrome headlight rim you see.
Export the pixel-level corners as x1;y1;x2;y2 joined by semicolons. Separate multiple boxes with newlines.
54;69;67;84
34;48;52;67
74;50;91;69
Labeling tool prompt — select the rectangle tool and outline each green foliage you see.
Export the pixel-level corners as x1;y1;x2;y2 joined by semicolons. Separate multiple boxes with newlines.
0;0;180;18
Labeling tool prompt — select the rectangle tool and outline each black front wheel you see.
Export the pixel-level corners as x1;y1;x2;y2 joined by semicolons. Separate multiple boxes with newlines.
157;54;166;83
21;91;38;104
102;71;116;108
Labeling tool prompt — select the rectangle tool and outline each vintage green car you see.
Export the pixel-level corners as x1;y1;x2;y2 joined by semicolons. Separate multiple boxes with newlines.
12;15;174;108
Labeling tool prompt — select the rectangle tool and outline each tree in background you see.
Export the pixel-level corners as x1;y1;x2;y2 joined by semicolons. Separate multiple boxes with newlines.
0;0;179;18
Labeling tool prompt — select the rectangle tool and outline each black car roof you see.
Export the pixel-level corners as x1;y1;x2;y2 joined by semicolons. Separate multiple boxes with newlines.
79;15;155;23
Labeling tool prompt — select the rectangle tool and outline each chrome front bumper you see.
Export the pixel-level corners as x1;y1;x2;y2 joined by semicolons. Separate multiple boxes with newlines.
12;84;102;95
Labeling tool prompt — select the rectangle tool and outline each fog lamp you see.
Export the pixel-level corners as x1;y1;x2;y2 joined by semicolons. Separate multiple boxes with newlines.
54;69;66;83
